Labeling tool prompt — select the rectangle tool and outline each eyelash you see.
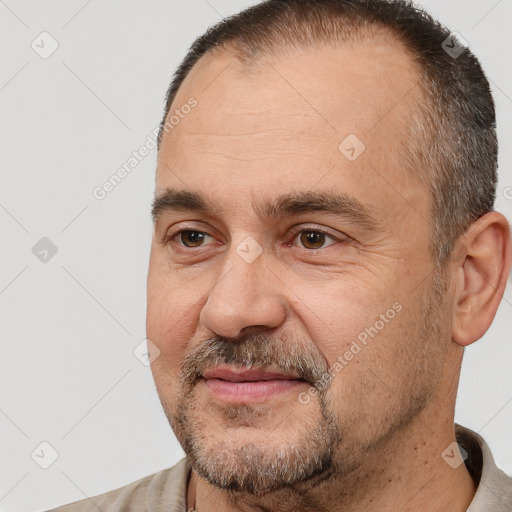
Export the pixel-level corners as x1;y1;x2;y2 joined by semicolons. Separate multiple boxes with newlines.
163;224;344;251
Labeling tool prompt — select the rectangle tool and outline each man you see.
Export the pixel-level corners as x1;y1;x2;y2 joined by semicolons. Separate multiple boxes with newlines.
50;0;512;510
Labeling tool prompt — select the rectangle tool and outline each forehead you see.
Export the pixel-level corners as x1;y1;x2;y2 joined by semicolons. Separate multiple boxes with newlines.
156;36;428;228
167;35;419;131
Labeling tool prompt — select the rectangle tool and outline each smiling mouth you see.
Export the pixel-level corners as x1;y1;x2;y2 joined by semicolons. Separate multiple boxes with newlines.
212;377;308;382
200;365;308;402
202;364;305;381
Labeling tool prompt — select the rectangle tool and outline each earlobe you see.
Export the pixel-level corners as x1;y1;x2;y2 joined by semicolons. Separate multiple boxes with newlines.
452;212;512;347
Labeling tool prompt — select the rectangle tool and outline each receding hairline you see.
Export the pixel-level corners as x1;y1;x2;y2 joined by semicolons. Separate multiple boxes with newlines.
156;0;498;268
159;28;430;203
162;23;426;123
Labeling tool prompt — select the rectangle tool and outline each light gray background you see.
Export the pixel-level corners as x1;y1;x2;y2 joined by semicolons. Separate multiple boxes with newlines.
1;1;511;511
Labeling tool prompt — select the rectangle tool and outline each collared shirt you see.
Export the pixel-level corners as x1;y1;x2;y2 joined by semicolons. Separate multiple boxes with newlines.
48;424;512;511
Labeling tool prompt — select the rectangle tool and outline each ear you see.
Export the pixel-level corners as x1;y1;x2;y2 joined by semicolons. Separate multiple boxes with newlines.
452;212;512;346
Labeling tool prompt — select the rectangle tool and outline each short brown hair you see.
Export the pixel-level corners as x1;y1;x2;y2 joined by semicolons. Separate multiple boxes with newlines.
157;0;497;265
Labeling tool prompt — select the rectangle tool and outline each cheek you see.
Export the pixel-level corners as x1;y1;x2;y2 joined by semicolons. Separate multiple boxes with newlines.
326;297;436;408
146;266;202;377
291;279;415;424
289;278;399;366
146;303;196;377
319;313;414;439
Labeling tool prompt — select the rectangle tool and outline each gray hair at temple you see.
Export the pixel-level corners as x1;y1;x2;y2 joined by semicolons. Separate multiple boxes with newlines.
156;0;497;266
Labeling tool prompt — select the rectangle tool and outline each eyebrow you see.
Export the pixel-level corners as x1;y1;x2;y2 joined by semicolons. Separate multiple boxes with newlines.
151;187;379;231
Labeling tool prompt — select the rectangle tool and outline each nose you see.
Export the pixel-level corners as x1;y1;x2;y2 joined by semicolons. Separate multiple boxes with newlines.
199;246;287;339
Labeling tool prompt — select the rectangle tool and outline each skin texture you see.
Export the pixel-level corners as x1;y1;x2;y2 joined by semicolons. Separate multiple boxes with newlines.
146;35;511;512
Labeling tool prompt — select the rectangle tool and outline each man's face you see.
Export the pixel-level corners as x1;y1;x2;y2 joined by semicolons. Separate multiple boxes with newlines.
147;37;452;493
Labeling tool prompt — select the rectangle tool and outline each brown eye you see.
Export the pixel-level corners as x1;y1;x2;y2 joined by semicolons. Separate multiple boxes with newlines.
180;231;208;247
296;230;336;250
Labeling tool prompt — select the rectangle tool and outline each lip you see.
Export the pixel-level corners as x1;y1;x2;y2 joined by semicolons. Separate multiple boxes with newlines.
202;365;307;402
202;365;301;382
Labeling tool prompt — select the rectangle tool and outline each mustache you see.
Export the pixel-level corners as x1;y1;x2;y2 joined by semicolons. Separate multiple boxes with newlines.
178;333;331;389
